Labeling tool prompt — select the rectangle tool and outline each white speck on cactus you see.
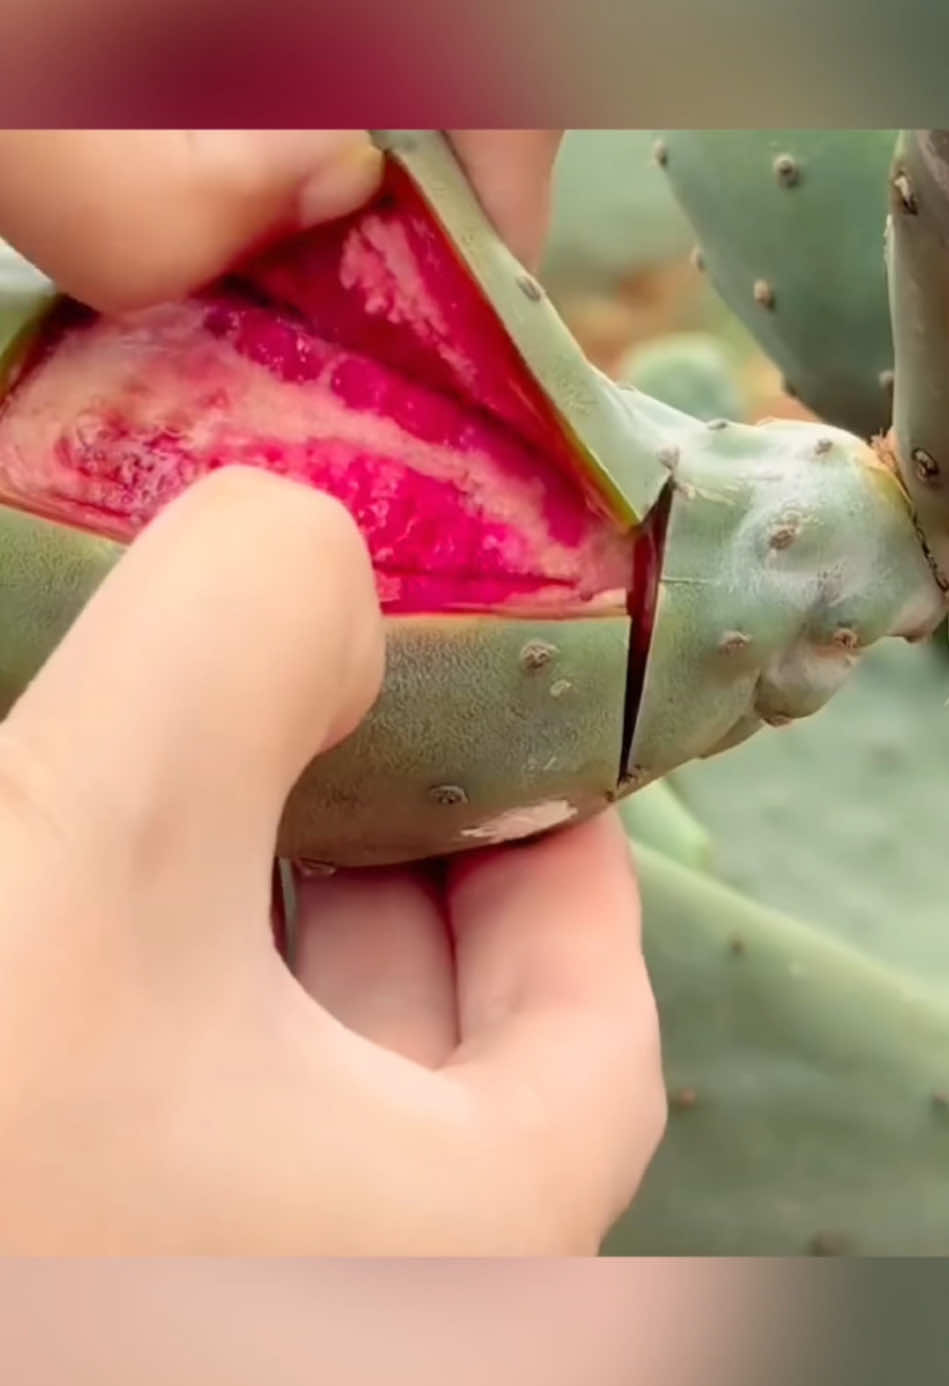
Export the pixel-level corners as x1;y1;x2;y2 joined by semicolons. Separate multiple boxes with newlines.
460;800;578;844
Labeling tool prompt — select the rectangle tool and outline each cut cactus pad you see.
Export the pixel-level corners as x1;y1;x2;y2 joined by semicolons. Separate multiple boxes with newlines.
0;163;640;618
0;131;943;867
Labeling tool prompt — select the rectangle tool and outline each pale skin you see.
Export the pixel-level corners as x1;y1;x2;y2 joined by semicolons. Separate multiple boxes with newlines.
0;130;666;1254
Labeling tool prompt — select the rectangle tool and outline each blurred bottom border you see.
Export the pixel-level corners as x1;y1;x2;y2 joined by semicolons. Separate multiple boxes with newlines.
0;1256;944;1385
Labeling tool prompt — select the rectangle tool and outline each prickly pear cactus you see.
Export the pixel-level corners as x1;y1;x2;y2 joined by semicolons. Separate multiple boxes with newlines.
0;130;943;869
618;331;747;423
885;130;949;590
5;129;949;1257
614;605;949;1257
655;131;897;438
605;842;949;1256
669;636;949;982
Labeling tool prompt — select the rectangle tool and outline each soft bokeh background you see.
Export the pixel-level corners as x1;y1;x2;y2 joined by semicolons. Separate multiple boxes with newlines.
3;1258;949;1383
1;0;949;123
0;1258;875;1385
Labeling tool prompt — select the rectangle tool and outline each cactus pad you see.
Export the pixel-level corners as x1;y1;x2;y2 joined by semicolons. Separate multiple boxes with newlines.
0;132;942;866
656;131;897;438
671;637;949;981
606;843;949;1255
886;130;949;590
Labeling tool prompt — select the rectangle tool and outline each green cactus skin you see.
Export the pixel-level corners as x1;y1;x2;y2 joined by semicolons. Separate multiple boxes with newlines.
604;842;949;1256
0;132;943;868
280;614;632;864
618;332;746;423
0;505;633;866
0;506;120;716
0;242;58;398
886;130;949;591
0;404;938;867
655;131;897;439
622;401;943;787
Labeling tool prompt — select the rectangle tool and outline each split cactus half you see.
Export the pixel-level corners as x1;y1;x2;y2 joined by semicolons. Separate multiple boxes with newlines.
0;130;944;868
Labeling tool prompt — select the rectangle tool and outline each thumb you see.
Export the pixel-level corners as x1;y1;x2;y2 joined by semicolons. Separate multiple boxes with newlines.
1;468;385;870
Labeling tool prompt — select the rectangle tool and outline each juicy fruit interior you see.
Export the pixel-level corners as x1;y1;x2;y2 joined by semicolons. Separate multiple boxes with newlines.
0;163;637;617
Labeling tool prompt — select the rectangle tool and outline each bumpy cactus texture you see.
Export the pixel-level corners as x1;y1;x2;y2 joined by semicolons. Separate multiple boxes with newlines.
0;131;940;867
618;331;746;423
621;403;941;782
655;130;897;438
4;128;949;1255
605;842;949;1256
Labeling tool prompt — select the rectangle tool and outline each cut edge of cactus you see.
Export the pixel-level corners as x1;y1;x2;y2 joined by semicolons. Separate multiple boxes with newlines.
373;130;671;527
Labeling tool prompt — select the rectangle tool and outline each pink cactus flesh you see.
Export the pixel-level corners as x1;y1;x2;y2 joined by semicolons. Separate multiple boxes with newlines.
0;163;640;617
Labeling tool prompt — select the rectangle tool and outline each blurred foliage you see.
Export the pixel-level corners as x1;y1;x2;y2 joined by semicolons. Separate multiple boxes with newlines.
542;132;820;421
618;331;747;422
542;131;694;296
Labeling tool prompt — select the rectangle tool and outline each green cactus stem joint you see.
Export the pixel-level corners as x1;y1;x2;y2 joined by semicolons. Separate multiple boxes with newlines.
0;131;943;868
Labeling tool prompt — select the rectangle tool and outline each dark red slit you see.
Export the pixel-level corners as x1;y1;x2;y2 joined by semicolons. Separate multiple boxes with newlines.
618;483;673;785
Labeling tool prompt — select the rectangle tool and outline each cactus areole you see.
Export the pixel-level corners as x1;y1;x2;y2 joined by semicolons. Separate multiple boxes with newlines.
0;131;943;866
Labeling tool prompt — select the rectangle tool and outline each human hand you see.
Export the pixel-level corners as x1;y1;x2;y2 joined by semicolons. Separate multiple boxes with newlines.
0;128;563;312
0;126;664;1253
0;468;666;1254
